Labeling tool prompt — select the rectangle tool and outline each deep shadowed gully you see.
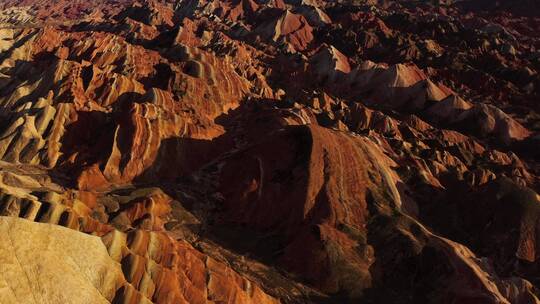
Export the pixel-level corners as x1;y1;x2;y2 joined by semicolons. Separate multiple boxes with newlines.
0;0;539;303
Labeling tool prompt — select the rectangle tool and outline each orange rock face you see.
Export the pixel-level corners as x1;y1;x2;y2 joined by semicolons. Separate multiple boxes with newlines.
217;124;392;295
0;0;539;304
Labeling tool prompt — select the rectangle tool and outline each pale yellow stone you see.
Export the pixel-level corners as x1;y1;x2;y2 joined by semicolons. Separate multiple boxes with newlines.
0;216;125;304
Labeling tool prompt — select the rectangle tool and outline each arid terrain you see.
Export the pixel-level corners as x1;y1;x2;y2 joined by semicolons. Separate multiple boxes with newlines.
0;0;539;303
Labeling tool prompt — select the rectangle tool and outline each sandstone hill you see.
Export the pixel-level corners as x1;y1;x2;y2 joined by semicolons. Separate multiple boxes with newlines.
0;0;539;303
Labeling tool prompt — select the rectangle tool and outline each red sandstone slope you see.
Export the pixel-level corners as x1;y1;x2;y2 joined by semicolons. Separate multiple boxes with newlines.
0;0;538;303
0;0;132;22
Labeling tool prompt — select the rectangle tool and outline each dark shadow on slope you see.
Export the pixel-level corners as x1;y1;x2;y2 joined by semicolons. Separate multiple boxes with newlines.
131;100;338;303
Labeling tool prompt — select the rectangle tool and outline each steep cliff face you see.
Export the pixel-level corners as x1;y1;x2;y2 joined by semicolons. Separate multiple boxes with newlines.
0;0;539;303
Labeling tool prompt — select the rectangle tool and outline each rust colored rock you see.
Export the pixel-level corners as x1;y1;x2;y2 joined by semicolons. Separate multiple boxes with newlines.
217;124;400;297
255;9;314;51
0;0;538;303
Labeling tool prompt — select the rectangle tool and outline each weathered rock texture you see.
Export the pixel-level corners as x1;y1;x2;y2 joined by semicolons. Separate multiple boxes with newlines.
0;216;124;304
0;0;538;303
